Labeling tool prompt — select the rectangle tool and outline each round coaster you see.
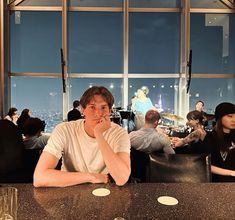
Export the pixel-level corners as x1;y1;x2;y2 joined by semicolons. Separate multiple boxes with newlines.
92;188;111;197
157;196;178;206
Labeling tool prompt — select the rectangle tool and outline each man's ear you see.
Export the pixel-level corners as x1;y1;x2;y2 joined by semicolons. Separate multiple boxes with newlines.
80;107;84;114
154;121;158;128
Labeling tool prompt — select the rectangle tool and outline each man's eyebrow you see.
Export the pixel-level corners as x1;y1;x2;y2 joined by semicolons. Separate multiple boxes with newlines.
87;103;109;106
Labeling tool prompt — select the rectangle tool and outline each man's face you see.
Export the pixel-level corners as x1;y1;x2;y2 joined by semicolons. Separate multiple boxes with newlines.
81;95;111;126
195;102;204;112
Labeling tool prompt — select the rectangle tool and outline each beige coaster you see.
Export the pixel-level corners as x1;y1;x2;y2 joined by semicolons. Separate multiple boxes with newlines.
92;188;111;197
157;196;178;206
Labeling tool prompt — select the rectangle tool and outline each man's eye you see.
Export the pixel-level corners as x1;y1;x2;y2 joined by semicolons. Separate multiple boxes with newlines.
102;106;108;110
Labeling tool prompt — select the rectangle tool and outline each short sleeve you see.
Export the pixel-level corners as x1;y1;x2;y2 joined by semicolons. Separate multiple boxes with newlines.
43;123;67;159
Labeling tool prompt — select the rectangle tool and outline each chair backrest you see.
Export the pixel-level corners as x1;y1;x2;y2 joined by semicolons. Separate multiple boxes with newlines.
148;153;211;183
0;120;26;182
129;148;150;183
23;148;42;182
0;120;24;174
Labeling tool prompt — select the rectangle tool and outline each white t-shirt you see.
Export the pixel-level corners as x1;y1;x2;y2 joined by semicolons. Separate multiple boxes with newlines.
43;119;130;174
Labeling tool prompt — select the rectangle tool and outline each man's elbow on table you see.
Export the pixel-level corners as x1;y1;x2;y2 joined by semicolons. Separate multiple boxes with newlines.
115;171;130;186
33;169;48;187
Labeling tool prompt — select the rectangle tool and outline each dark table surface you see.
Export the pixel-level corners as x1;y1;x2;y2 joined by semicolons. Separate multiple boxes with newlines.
3;183;235;220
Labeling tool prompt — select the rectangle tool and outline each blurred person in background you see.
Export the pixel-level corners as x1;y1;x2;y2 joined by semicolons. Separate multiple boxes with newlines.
23;117;50;150
4;107;18;125
129;109;175;154
67;100;82;121
17;108;31;134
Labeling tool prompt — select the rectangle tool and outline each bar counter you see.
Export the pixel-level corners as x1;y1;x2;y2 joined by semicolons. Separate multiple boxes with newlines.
5;183;235;219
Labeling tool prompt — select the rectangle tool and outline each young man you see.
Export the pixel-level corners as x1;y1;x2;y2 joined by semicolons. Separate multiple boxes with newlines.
34;86;131;187
129;109;175;154
195;100;205;112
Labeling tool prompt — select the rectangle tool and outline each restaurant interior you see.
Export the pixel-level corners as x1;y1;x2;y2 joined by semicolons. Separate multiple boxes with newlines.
0;0;235;219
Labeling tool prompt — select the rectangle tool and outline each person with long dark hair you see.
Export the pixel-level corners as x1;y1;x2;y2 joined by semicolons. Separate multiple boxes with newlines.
4;107;18;125
204;102;235;182
171;110;207;153
17;108;31;134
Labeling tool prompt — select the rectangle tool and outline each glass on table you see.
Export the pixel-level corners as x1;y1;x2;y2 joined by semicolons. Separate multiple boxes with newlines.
0;187;18;220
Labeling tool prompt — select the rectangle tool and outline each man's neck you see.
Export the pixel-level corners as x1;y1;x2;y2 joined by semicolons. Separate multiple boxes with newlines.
144;123;156;129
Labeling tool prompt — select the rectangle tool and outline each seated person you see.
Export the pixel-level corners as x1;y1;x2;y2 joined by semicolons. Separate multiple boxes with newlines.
67;100;82;121
171;110;207;153
204;102;235;182
23;117;50;150
195;100;215;130
4;107;18;125
129;109;175;154
33;86;131;187
17;108;31;134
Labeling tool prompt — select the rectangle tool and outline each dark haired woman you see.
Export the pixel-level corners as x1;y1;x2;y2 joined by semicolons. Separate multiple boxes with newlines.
17;108;31;134
204;102;235;182
4;107;18;125
171;110;207;153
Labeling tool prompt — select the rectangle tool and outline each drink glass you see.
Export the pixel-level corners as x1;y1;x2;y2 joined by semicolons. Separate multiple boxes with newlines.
0;187;18;220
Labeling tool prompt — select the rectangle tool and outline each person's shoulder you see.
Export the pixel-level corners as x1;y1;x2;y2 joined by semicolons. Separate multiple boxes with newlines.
110;122;128;134
54;119;83;130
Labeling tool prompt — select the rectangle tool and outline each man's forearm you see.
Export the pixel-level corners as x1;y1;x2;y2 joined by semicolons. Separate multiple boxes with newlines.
34;169;94;187
95;133;130;186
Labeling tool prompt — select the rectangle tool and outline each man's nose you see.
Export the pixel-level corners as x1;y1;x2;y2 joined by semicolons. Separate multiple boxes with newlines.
95;108;103;116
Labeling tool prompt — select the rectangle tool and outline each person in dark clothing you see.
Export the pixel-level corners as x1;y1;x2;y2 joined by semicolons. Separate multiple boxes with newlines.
17;108;31;134
172;110;207;154
4;107;18;125
23;117;50;150
204;102;235;182
67;100;82;121
195;100;215;130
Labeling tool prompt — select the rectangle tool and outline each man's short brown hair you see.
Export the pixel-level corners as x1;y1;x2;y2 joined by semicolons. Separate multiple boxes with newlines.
80;86;114;109
145;110;160;124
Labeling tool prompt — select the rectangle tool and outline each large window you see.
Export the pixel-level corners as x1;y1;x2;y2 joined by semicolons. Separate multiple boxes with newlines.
69;78;123;108
10;12;61;73
191;13;235;74
128;78;179;114
189;78;235;113
129;12;180;73
11;77;62;132
6;1;235;132
68;12;123;73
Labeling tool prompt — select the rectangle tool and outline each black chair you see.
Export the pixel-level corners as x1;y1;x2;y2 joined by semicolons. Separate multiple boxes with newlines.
129;148;150;183
148;153;211;183
23;148;42;182
0;120;25;183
